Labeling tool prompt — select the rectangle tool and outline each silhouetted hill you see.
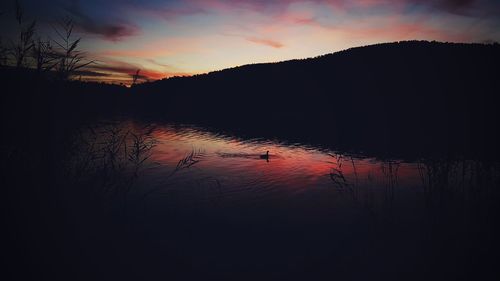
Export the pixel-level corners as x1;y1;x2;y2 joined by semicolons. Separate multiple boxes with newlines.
2;41;500;159
131;41;500;159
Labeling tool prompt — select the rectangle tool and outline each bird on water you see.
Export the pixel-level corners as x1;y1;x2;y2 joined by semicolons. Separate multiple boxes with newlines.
260;151;269;160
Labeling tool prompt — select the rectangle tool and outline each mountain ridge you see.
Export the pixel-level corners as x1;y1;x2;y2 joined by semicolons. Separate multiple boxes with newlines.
129;40;500;158
139;40;499;86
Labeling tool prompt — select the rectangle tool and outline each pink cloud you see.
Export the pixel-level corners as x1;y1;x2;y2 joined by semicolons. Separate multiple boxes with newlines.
246;37;284;48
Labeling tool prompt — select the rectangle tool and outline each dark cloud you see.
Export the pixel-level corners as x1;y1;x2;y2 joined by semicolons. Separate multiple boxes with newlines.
77;22;139;41
90;62;140;76
72;70;110;77
153;6;206;21
418;0;481;14
62;0;139;41
408;0;500;17
441;0;475;8
88;60;166;80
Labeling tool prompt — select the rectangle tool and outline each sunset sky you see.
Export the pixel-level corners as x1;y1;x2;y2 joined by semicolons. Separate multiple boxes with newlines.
1;0;499;83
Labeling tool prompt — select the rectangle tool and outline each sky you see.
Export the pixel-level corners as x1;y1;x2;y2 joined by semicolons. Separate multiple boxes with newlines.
1;0;499;84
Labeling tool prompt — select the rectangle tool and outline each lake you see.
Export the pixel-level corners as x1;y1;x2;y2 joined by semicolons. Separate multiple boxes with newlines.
64;120;500;280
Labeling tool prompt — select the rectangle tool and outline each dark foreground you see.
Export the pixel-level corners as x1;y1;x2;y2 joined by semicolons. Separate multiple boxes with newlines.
2;41;500;280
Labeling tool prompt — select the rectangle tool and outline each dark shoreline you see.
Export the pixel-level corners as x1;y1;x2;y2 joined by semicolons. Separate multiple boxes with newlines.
3;41;500;160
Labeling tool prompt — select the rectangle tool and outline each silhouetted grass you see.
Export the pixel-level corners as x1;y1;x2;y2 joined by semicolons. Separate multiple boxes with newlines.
62;122;157;207
174;148;205;172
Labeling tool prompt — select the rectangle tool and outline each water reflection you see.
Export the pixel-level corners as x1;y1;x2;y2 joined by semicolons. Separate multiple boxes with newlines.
65;120;500;279
70;120;500;216
138;122;416;206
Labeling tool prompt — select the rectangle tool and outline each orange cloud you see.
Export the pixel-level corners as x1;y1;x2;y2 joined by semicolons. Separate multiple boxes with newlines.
79;58;194;85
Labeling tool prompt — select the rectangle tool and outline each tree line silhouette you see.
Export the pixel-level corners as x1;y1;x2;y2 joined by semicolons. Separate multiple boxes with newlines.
130;40;500;159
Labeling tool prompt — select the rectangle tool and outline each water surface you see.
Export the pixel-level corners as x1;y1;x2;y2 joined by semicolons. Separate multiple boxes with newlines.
73;120;500;280
134;122;423;208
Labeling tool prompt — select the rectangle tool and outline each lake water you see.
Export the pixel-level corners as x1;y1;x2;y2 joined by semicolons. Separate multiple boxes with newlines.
129;122;422;207
72;120;500;279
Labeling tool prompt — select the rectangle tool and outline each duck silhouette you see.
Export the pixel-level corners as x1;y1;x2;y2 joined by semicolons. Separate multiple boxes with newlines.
260;151;269;160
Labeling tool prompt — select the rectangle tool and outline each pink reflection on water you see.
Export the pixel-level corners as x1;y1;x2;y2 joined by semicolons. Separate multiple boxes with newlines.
144;123;423;201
